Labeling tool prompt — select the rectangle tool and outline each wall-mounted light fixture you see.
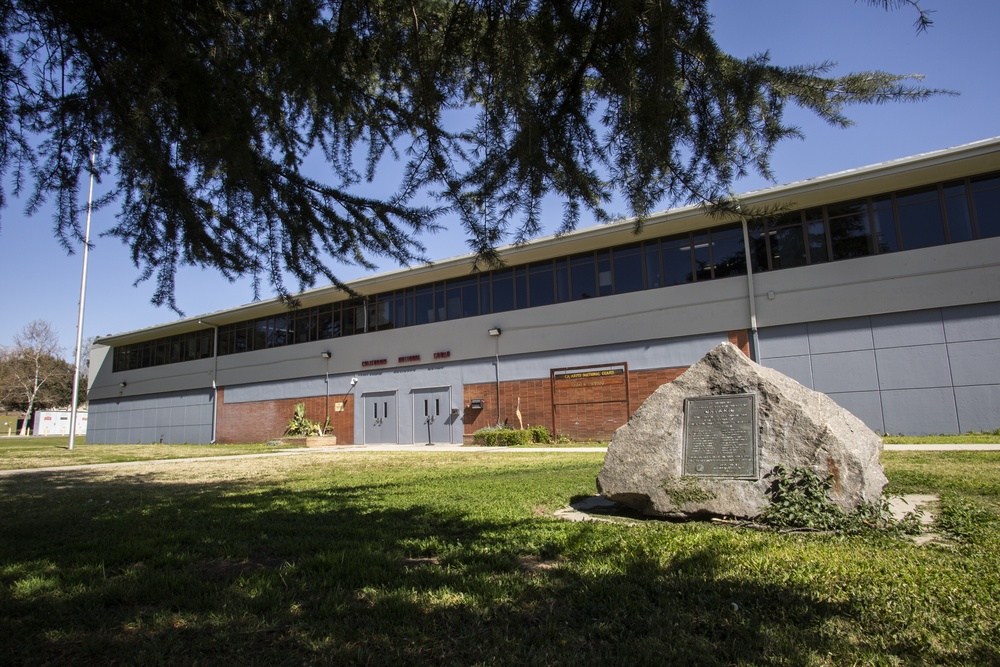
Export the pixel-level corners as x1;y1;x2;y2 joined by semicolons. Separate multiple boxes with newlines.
119;381;127;388
321;351;331;359
488;328;501;337
469;398;485;410
350;377;358;386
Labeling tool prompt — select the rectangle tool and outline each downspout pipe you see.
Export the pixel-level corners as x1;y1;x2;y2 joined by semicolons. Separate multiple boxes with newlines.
739;215;761;362
199;320;219;443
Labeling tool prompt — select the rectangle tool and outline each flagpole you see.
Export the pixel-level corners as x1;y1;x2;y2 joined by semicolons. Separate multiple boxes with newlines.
68;149;96;451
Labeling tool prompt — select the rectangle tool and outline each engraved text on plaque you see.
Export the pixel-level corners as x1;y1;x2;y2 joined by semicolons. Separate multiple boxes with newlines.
683;394;758;478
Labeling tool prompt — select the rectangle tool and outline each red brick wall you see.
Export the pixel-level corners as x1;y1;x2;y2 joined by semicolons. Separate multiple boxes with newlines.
218;330;752;444
216;388;354;444
462;331;750;443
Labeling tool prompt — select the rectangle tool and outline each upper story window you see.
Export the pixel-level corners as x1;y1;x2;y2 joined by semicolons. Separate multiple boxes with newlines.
113;170;1000;369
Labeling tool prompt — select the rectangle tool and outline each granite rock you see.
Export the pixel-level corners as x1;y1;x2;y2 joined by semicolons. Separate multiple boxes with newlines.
596;342;887;519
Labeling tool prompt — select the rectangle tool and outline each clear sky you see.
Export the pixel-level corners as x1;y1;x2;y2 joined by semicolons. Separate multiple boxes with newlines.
1;0;998;356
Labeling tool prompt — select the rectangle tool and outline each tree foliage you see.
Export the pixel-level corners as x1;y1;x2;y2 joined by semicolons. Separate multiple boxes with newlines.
0;320;78;433
0;0;941;310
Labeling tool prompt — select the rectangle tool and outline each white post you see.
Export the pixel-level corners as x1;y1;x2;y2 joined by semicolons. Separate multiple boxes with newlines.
69;149;97;451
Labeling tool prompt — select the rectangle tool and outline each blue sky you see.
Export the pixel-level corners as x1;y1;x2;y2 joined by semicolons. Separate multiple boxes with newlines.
1;0;998;356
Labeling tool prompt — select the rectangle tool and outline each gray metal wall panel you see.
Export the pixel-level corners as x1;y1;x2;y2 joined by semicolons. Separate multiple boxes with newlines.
88;390;213;444
942;302;1000;342
954;385;1000;433
881;388;959;435
811;350;879;393
946;340;1000;387
826;391;885;434
758;323;810;358
871;310;946;348
875;345;953;390
806;318;874;354
763;355;814;389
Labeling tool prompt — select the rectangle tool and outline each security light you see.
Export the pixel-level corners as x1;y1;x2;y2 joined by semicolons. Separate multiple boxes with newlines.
488;328;501;337
321;351;331;359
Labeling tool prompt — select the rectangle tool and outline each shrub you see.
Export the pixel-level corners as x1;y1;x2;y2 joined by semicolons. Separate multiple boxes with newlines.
755;464;915;534
285;403;326;437
526;425;552;444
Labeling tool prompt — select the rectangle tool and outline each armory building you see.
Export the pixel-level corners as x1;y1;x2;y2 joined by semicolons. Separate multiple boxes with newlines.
86;138;1000;444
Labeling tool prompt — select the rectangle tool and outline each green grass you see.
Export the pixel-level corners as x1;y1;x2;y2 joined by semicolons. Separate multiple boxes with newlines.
883;432;1000;444
0;438;296;471
0;450;997;665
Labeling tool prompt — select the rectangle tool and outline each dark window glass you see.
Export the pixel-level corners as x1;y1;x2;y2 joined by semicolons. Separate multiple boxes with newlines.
414;287;433;324
769;226;807;269
597;252;612;295
554;259;570;302
692;233;712;281
570;253;596;299
394;292;407;328
803;209;829;265
710;227;747;278
492;270;515;312
445;283;463;320
461;278;480;317
644;242;663;288
972;175;1000;238
943;181;973;243
217;327;232;356
434;285;445;322
897;186;945;250
372;299;393;330
528;262;555;307
479;280;492;314
746;221;770;273
515;267;528;308
613;245;644;293
663;236;693;285
828;200;872;260
872;196;898;253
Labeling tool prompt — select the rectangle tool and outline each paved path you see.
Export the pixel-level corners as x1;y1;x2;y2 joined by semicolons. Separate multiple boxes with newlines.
1;443;997;477
0;445;606;477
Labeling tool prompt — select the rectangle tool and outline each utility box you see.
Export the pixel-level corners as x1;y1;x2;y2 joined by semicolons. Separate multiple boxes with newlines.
32;411;88;436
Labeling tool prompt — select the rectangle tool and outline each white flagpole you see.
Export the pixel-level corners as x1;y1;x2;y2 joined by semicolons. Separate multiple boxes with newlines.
68;149;96;451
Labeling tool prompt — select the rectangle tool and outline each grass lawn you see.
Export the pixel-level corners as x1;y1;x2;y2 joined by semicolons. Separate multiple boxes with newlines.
0;437;297;471
0;450;998;666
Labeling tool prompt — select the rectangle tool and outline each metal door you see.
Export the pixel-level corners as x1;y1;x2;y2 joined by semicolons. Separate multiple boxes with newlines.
363;391;397;444
413;387;452;444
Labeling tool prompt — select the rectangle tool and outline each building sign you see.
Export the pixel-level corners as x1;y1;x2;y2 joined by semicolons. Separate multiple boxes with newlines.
553;366;625;388
433;351;451;359
398;354;421;364
361;358;387;368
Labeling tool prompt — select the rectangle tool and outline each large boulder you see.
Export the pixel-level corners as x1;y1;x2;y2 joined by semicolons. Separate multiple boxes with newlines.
597;342;887;519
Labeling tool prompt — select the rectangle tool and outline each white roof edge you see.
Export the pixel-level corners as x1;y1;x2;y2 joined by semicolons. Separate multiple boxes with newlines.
95;136;1000;345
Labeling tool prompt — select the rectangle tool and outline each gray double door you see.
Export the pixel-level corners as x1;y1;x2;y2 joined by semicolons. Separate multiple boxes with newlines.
363;391;397;444
363;387;453;444
413;387;452;445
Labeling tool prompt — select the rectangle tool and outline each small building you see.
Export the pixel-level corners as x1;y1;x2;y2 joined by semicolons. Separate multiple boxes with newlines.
32;410;88;437
86;138;1000;443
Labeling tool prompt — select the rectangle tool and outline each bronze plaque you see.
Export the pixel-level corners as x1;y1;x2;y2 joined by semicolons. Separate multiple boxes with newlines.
682;394;758;479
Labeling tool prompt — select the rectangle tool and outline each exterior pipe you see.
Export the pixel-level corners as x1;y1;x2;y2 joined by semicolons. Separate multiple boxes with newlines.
740;215;761;362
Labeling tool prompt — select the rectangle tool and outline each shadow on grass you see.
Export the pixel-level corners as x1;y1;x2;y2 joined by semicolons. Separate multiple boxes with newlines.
0;469;994;666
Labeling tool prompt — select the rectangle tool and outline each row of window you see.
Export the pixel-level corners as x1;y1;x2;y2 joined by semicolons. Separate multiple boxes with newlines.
112;329;214;374
112;171;1000;371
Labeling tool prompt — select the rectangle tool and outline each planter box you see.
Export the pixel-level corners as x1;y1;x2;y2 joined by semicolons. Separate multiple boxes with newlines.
280;436;338;447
